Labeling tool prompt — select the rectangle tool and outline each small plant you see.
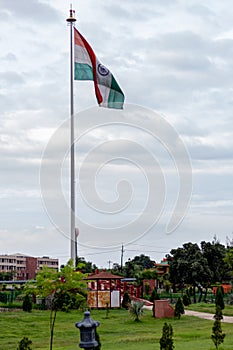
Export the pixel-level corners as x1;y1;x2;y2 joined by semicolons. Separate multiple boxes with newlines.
22;294;32;312
17;337;32;350
215;286;225;310
164;280;171;293
150;288;160;302
174;297;184;319
211;305;225;349
159;322;174;350
128;301;145;321
182;292;191;306
122;292;131;309
144;283;150;296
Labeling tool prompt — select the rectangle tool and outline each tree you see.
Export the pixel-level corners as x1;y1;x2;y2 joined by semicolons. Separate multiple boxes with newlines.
215;286;225;310
128;301;145;321
124;255;155;278
0;271;15;281
112;263;122;274
122;292;131;309
75;257;97;273
211;306;225;349
160;323;174;350
174;297;184;319
167;242;211;301
201;240;228;283
22;294;32;312
25;260;86;350
224;246;233;275
150;288;160;317
138;269;158;293
139;269;157;280
17;337;32;350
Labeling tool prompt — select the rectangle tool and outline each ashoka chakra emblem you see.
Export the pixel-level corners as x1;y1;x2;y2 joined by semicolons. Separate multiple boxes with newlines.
98;64;109;76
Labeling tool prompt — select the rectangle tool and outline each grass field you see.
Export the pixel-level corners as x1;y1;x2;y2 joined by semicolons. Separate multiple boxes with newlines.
0;308;232;350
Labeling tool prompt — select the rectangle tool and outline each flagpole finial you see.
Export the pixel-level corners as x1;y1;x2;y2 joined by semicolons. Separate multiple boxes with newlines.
66;8;76;23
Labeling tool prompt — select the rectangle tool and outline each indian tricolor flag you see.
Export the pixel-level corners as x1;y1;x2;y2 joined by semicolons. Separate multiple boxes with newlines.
74;28;124;109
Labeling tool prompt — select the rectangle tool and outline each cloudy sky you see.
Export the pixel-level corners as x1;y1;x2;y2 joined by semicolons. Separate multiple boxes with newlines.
0;0;233;268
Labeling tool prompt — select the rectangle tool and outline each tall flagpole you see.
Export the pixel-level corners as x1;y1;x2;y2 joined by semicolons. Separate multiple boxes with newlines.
66;8;76;265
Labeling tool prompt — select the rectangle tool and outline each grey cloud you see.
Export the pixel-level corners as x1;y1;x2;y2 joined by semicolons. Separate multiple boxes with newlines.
187;4;217;18
102;3;161;22
0;53;17;62
189;143;233;161
0;71;25;86
0;0;61;23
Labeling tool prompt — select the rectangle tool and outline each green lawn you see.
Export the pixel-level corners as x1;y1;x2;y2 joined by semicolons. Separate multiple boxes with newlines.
0;308;232;350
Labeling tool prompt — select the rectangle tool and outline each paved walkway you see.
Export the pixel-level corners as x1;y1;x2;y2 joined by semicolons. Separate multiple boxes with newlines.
184;310;233;323
144;305;233;323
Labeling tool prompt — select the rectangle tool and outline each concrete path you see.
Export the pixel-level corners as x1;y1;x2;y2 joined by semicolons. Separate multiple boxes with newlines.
184;310;233;323
144;305;233;323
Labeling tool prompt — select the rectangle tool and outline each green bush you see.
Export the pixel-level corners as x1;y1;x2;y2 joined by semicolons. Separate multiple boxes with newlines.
150;289;160;302
22;294;32;312
160;322;174;350
17;337;32;350
128;301;145;321
215;286;225;310
182;292;191;306
174;297;184;319
211;306;225;349
122;292;131;309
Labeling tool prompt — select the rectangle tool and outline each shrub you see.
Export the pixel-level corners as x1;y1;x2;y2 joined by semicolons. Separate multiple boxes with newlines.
144;283;150;296
150;289;160;302
17;337;32;350
22;294;32;312
211;306;225;349
160;322;174;350
174;297;184;319
122;292;131;309
215;286;225;310
164;281;171;293
128;301;145;321
182;293;191;306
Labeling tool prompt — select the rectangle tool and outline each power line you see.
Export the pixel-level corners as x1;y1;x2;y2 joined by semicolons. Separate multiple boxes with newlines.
125;249;168;253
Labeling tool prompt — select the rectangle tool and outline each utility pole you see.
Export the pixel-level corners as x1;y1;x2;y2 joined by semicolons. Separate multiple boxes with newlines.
107;260;112;270
120;244;124;272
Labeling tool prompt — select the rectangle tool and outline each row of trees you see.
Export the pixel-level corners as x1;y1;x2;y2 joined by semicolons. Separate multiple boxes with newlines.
105;239;232;289
166;239;233;299
73;238;233;301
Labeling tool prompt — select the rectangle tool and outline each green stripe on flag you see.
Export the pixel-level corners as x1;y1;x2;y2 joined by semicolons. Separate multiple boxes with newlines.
108;75;124;109
74;62;93;81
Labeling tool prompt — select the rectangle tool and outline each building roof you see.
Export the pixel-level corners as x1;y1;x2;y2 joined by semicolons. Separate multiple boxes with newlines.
84;271;123;280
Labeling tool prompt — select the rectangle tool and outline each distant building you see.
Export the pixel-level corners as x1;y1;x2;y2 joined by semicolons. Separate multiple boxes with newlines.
155;258;169;278
0;253;59;280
